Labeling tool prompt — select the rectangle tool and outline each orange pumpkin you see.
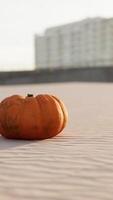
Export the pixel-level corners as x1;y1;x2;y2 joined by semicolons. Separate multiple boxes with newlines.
0;94;68;140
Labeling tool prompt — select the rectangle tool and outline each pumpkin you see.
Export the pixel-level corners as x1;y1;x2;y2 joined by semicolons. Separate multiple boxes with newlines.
0;94;68;140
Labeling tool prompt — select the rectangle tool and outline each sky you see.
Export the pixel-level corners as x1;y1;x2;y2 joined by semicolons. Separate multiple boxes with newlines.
0;0;113;71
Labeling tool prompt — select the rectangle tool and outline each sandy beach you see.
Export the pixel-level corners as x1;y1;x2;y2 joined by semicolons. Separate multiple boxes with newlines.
0;82;113;200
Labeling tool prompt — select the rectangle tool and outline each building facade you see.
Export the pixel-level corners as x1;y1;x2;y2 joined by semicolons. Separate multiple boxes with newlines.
35;18;113;69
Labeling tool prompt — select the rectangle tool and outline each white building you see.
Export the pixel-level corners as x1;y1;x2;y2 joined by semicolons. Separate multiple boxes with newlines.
35;18;113;70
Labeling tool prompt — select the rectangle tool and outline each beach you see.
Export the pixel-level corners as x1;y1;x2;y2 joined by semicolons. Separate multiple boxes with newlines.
0;82;113;200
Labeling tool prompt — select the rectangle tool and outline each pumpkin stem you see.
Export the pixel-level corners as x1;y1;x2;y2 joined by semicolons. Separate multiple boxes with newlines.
27;94;33;97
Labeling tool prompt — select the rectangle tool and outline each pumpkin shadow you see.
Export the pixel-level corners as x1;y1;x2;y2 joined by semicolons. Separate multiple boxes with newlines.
0;135;36;150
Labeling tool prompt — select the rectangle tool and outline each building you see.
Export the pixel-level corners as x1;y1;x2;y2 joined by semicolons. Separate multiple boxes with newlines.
35;18;113;70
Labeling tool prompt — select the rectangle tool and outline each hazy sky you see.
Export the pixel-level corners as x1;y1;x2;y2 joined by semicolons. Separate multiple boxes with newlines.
0;0;113;71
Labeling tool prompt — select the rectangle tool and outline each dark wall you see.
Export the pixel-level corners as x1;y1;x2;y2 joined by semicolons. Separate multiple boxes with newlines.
0;67;113;85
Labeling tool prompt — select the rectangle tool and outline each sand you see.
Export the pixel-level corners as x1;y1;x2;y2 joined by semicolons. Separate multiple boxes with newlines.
0;82;113;200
